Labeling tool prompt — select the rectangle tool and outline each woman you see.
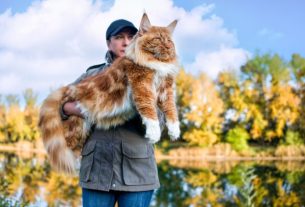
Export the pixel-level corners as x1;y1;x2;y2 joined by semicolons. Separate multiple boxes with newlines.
61;19;161;207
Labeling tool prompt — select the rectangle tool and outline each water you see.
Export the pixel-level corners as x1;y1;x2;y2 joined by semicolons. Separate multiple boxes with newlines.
0;151;304;207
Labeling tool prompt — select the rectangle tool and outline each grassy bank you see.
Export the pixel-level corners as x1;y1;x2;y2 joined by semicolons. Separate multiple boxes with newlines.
1;141;305;161
155;142;305;161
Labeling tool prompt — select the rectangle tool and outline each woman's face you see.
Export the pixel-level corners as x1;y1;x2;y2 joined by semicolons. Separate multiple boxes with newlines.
107;28;135;58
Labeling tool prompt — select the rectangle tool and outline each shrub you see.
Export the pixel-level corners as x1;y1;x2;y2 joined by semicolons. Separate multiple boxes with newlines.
225;127;250;152
282;130;304;146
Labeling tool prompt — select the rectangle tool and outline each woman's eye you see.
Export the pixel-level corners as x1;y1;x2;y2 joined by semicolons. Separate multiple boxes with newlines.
115;35;123;39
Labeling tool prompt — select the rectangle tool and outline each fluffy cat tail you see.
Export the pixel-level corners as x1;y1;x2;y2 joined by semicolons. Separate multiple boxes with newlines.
38;86;76;174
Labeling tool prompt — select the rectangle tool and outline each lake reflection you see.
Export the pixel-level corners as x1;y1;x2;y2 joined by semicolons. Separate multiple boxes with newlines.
0;151;304;207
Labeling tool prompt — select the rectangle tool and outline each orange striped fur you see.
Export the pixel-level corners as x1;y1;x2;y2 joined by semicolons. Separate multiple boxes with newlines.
38;13;180;174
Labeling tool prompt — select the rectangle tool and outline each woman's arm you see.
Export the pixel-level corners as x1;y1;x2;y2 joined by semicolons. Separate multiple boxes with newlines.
60;66;105;120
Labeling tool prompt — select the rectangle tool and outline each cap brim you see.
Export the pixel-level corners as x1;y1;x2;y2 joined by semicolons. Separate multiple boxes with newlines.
110;26;138;37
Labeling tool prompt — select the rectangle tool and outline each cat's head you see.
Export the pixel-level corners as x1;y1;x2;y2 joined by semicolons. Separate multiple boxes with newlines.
137;13;177;63
126;13;178;65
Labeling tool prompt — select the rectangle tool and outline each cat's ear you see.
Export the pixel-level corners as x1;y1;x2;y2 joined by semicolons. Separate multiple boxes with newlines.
139;13;151;36
166;20;178;34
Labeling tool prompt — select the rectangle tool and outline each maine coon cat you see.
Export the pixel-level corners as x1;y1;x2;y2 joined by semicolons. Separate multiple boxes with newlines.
38;13;180;174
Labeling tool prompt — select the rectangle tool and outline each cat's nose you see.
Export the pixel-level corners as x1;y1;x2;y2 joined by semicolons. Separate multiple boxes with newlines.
164;42;172;49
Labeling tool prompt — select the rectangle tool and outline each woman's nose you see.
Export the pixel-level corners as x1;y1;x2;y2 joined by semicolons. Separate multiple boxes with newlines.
123;36;131;46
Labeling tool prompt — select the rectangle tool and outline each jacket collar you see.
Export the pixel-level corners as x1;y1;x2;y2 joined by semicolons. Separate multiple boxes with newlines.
105;51;116;65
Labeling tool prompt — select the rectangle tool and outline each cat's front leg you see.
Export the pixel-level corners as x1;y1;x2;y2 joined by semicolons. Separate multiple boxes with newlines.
142;117;161;143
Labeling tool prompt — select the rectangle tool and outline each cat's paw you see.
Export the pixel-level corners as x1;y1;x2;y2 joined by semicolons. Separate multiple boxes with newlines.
142;118;161;143
167;121;180;141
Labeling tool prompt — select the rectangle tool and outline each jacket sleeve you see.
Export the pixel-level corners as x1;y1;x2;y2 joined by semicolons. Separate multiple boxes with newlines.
59;68;103;120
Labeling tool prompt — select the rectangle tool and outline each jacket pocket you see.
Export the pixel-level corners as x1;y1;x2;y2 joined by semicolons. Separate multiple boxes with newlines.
122;141;157;185
79;140;96;182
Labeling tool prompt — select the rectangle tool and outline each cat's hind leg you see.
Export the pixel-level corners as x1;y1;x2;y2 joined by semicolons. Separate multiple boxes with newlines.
158;77;180;141
129;81;161;143
142;117;161;143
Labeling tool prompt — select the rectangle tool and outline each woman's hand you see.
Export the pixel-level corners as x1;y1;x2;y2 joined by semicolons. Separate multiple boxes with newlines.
63;101;84;118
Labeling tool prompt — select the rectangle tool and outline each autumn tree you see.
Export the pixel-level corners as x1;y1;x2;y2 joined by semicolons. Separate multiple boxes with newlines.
264;54;300;140
0;96;6;142
176;69;224;147
0;89;40;143
290;53;305;143
23;89;40;142
218;53;300;144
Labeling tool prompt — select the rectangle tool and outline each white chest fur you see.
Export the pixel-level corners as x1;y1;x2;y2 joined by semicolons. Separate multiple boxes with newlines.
153;71;166;89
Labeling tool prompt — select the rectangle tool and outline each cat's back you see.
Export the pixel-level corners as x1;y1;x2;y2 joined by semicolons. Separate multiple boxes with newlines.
89;57;129;81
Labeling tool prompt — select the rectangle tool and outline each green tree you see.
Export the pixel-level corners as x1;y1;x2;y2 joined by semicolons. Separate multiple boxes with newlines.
225;126;250;151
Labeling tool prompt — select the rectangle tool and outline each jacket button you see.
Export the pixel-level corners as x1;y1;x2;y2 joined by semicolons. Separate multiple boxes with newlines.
112;183;116;188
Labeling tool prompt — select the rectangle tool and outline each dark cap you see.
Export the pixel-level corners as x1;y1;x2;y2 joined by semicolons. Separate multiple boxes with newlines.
106;19;138;40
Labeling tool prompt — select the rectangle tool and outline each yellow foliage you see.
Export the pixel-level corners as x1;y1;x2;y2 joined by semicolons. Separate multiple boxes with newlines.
45;172;81;207
176;70;224;146
185;170;217;187
184;171;223;207
0;89;40;143
184;129;218;147
6;105;32;142
267;85;300;138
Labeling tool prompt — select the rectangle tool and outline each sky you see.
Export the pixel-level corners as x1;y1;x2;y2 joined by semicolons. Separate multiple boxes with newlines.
0;0;304;103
